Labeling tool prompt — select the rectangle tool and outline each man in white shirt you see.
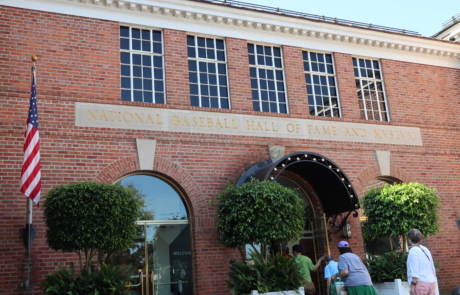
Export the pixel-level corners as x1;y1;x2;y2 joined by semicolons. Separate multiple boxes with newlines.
407;228;437;295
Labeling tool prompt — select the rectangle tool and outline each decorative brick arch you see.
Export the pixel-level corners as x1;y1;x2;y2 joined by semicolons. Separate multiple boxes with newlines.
353;164;415;197
92;155;204;217
93;156;140;184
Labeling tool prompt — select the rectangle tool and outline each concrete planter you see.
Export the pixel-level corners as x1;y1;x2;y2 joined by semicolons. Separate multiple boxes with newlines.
250;287;305;295
373;279;439;295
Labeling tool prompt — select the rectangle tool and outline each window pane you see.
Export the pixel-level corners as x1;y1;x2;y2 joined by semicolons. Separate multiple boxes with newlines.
155;92;164;104
353;59;387;121
121;89;131;101
121;65;130;76
304;51;340;118
216;39;224;50
120;26;130;37
191;95;199;106
120;38;130;50
152;31;162;42
141;29;151;40
187;35;195;46
221;98;229;109
248;44;254;53
132;39;141;51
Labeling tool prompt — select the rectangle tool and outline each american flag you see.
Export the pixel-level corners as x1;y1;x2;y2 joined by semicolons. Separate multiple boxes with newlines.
20;73;41;204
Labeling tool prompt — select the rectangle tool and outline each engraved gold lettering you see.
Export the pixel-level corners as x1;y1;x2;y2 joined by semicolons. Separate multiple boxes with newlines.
272;122;278;132
264;122;270;131
332;126;337;135
173;116;181;126
146;114;155;124
156;114;163;124
256;121;263;131
192;117;198;126
215;119;223;128
247;121;255;130
359;128;366;137
295;124;300;133
374;130;382;138
287;124;295;132
345;128;351;136
123;112;133;122
182;116;190;126
315;126;321;134
207;118;214;128
108;111;116;121
322;126;330;135
407;132;415;140
308;125;313;134
134;113;144;123
100;111;108;121
199;117;205;127
224;119;231;129
88;110;97;120
118;112;122;122
232;120;238;129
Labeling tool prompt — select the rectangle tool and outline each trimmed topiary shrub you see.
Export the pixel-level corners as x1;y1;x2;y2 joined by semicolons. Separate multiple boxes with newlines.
216;178;305;263
43;181;141;274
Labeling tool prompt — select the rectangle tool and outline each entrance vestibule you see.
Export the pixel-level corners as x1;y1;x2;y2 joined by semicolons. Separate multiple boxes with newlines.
110;174;193;295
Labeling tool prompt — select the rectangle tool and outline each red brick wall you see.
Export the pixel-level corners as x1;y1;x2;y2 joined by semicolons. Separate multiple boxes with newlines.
1;5;460;295
284;45;309;117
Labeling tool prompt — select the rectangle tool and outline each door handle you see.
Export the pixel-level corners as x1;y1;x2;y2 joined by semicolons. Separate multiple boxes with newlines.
155;281;188;285
151;272;155;295
125;271;144;295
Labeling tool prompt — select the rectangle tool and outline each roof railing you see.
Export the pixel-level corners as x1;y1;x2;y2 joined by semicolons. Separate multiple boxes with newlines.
442;13;460;29
202;0;421;36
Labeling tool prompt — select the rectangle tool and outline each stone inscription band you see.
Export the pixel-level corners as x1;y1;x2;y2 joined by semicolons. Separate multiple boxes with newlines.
75;103;423;146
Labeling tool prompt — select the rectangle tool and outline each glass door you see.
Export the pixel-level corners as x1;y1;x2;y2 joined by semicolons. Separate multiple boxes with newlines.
112;173;193;295
121;221;193;295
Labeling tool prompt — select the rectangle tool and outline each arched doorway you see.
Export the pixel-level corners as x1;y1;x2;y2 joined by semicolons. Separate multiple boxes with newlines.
238;152;359;295
109;173;193;295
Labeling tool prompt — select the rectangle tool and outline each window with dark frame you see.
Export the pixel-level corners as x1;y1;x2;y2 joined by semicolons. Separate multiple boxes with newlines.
120;26;165;104
303;51;341;117
187;36;229;109
248;44;287;113
353;57;389;121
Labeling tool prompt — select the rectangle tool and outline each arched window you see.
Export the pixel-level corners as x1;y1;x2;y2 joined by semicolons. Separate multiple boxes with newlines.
111;174;193;295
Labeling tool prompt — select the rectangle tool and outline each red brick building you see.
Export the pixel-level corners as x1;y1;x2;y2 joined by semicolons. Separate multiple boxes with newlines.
1;0;460;294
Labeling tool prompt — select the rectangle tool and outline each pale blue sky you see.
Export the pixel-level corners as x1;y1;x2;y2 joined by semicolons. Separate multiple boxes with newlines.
231;0;458;37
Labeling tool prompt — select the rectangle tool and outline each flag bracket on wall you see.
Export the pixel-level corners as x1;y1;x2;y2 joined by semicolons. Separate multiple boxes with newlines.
19;225;37;256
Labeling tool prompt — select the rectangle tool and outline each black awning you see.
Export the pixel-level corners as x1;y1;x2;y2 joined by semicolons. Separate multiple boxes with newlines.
236;151;359;217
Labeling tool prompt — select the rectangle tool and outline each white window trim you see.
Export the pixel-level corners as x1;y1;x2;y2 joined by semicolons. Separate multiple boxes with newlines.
120;25;166;104
353;57;390;122
303;50;342;118
248;43;289;114
187;35;231;109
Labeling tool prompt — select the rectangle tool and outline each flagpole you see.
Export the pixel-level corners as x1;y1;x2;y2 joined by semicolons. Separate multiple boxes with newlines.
20;56;39;258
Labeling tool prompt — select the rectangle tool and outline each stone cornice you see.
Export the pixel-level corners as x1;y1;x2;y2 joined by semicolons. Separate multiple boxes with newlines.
2;0;460;67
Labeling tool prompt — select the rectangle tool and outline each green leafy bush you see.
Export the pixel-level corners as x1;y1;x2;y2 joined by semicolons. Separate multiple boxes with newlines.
361;182;441;252
216;178;305;262
41;262;134;295
228;253;303;295
366;251;408;283
43;181;141;274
